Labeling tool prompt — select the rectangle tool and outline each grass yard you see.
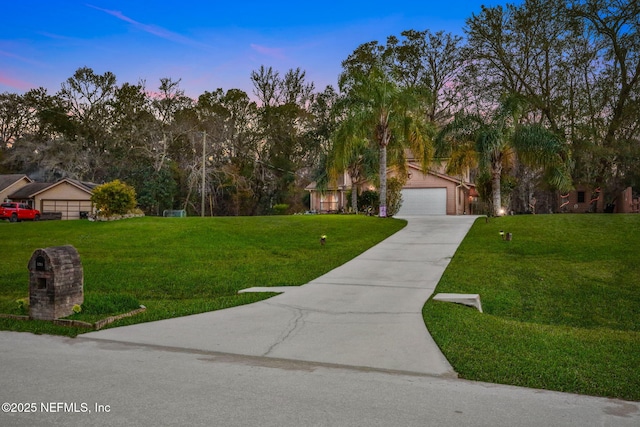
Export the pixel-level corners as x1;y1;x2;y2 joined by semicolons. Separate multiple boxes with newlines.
424;214;640;401
0;215;405;336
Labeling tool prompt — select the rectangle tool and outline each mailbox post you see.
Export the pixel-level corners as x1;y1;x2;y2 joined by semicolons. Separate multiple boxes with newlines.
28;245;84;320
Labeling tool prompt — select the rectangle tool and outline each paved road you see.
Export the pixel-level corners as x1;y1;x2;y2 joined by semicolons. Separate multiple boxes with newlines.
1;216;638;426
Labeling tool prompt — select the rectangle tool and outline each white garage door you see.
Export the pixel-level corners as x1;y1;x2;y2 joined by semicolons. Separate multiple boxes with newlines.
396;188;447;216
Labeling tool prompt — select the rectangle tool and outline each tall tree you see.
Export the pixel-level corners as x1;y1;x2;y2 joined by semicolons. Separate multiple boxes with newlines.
336;66;434;217
1;88;77;180
436;95;572;216
57;67;118;180
387;29;466;125
251;66;316;213
569;0;640;194
195;88;261;215
326;127;378;213
465;0;640;202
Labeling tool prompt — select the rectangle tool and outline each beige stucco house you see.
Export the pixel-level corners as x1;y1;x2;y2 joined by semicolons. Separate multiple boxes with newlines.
306;161;477;216
398;163;476;216
0;174;33;203
5;177;97;220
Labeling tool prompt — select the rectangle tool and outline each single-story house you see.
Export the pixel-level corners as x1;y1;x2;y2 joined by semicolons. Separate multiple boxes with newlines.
306;161;476;216
559;186;639;214
5;177;98;220
0;174;33;203
557;186;605;213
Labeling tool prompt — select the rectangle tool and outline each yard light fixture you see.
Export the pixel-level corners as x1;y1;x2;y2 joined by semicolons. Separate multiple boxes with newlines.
320;235;326;246
498;207;506;216
499;230;505;240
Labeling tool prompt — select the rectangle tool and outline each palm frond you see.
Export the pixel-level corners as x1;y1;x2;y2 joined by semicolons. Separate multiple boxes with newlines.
445;142;477;176
513;124;567;168
435;113;483;157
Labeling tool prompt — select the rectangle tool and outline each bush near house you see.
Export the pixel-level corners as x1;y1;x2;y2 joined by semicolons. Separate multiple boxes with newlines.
91;180;137;216
272;203;289;215
358;190;379;214
354;178;403;217
386;177;404;217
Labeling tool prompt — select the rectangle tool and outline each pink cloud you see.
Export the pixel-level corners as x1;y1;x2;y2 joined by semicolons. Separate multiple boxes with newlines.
0;72;34;91
250;44;287;60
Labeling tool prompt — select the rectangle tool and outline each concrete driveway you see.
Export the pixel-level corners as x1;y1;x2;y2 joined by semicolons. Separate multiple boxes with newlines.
82;215;478;376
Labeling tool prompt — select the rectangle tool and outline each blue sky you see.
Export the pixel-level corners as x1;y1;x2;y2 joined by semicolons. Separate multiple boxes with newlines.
2;1;511;98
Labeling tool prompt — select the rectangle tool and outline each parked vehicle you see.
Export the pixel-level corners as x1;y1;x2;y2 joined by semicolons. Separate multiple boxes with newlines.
0;202;41;222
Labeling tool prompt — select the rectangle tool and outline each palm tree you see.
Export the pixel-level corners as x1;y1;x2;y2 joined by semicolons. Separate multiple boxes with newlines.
436;96;572;216
334;66;434;217
326;134;377;213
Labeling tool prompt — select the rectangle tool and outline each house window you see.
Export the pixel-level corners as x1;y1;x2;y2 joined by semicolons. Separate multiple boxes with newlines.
320;193;338;212
577;191;585;203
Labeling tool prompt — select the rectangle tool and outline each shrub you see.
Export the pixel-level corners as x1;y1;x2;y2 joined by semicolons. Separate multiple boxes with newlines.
386;177;404;217
272;204;289;215
91;180;137;216
358;190;379;212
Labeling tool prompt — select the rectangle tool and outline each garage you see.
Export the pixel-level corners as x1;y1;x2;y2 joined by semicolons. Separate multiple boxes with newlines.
396;188;447;216
41;199;93;220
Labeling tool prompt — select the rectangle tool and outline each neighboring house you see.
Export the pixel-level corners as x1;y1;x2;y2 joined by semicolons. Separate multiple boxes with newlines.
558;186;605;213
0;174;33;204
558;186;639;214
306;161;477;216
615;187;640;213
5;177;98;220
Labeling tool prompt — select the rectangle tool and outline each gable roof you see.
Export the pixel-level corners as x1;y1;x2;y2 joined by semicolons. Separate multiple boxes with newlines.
65;179;99;192
406;163;475;188
8;182;54;199
0;174;32;192
7;178;97;199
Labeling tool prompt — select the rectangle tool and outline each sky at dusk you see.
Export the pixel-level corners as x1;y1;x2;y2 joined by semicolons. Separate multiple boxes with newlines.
2;0;514;99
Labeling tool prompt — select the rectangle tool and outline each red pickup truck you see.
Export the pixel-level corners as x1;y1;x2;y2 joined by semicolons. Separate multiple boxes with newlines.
0;202;41;222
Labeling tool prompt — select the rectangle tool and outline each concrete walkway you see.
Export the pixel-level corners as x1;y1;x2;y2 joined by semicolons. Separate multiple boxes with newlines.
83;216;478;377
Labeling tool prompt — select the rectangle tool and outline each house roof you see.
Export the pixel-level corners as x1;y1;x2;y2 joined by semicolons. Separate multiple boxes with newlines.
7;178;97;199
0;174;32;192
65;179;99;192
406;163;475;188
8;182;54;199
306;165;476;192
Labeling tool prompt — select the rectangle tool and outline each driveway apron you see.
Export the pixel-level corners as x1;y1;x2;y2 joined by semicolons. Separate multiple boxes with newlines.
82;216;478;377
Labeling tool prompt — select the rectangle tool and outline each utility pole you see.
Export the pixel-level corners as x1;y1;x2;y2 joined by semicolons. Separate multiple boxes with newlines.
201;131;206;217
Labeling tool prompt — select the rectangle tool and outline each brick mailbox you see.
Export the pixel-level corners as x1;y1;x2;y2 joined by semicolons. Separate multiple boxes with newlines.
28;245;84;320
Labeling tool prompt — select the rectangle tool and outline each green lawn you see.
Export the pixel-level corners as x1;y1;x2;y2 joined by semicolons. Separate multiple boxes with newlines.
2;213;637;400
424;214;640;401
0;215;405;336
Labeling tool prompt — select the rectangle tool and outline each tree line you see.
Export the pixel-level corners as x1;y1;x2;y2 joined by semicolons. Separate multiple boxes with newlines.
1;0;638;216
